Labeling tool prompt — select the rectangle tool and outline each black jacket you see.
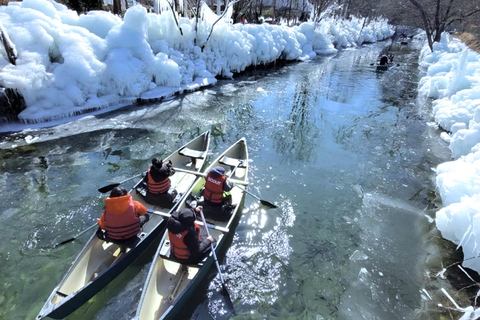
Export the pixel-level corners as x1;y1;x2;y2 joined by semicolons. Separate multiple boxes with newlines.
167;208;211;259
144;162;175;183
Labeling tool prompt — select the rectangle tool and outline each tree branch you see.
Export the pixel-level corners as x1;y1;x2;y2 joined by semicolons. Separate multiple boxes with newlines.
408;0;434;50
167;0;184;36
0;22;16;65
201;0;240;51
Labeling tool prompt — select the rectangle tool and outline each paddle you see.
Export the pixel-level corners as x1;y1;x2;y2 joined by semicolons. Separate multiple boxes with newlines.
97;173;143;193
146;209;229;233
233;184;278;208
199;209;236;315
172;167;248;186
53;207;167;249
224;161;278;208
227;160;243;179
174;167;277;208
52;223;98;249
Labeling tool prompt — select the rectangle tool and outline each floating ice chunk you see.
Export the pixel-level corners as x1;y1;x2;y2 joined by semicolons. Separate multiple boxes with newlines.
358;267;369;281
25;135;39;144
350;250;368;261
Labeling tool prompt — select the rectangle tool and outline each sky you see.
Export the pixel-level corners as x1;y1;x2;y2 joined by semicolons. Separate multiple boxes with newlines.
419;33;480;319
2;0;480;318
0;0;394;125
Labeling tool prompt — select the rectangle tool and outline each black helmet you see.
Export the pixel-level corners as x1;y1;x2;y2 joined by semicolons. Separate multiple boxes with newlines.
152;158;162;168
178;208;195;226
110;186;127;198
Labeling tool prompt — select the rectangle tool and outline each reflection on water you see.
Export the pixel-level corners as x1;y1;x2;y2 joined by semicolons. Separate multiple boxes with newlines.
0;41;467;320
273;79;320;162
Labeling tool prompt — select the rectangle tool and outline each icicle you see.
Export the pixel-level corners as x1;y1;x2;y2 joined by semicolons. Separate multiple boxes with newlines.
422;288;433;300
154;0;170;14
441;288;461;309
457;224;472;250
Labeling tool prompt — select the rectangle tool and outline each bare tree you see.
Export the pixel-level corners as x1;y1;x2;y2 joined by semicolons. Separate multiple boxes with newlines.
0;21;16;65
155;0;184;35
380;0;480;51
188;0;203;45
310;0;336;22
113;0;122;14
232;0;254;23
201;0;240;50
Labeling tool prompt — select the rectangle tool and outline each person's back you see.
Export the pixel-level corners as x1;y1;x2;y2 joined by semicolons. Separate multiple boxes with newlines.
202;166;234;221
203;166;232;205
167;207;214;264
97;187;148;248
379;55;389;65
143;158;177;207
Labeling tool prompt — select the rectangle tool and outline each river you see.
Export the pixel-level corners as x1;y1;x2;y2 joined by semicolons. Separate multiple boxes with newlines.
0;40;468;320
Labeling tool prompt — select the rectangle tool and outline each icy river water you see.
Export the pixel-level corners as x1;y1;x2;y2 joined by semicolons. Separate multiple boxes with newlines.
0;40;469;320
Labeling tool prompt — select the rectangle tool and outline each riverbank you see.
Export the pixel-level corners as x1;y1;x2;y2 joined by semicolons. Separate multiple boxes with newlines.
419;32;480;317
453;32;480;53
0;2;394;126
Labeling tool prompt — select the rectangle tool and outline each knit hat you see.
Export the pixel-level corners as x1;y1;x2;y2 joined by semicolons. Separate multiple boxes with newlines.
210;166;226;178
178;208;195;226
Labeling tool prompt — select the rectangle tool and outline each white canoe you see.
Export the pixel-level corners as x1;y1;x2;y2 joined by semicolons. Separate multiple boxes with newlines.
36;131;210;320
135;137;249;320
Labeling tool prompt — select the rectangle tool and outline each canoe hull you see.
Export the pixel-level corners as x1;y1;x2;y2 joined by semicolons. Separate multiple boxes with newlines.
38;221;165;319
36;132;211;320
135;138;248;320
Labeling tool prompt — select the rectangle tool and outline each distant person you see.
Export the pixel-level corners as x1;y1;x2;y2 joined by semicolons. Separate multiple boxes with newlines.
241;15;247;24
167;206;215;264
143;158;177;208
201;166;234;221
379;55;389;65
96;186;149;248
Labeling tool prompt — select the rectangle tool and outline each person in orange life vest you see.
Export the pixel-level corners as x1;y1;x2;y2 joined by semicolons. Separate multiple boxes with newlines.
201;166;234;221
167;206;215;264
203;166;233;205
142;157;178;208
96;187;149;248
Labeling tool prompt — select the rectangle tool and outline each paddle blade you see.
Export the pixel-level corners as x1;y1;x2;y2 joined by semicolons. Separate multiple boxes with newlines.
221;284;237;316
260;199;277;208
98;183;120;193
53;238;74;249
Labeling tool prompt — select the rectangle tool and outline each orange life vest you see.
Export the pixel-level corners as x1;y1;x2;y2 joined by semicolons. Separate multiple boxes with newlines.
103;198;140;240
147;168;171;194
169;224;200;260
204;172;227;204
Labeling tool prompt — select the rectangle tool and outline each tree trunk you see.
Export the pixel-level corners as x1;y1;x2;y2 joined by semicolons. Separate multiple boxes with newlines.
408;0;434;51
272;0;276;22
0;23;16;65
194;0;201;46
0;88;26;123
113;0;122;14
287;0;292;26
342;0;350;19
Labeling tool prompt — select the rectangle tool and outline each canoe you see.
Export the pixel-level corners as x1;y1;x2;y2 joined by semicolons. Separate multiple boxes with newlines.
135;137;249;320
376;63;393;71
36;131;211;320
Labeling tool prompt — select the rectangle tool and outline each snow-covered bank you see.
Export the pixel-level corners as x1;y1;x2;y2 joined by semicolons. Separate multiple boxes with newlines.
0;0;394;125
419;33;480;278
